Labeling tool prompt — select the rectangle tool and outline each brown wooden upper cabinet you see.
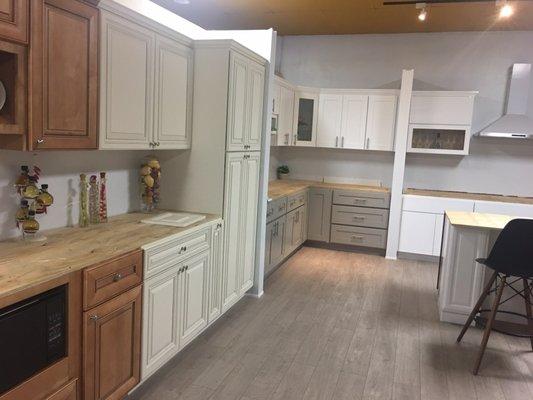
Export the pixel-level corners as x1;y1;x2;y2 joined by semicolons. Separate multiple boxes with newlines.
0;0;29;44
29;0;99;150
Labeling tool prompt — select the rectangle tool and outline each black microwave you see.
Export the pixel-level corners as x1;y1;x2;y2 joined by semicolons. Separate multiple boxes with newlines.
0;285;67;395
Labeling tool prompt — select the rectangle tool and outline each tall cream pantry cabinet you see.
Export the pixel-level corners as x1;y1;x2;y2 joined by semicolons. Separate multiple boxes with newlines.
98;1;194;150
160;40;267;311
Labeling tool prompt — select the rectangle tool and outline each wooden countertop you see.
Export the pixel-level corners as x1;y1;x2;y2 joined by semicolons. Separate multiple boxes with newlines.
446;211;516;230
268;179;390;201
0;212;221;300
404;188;533;205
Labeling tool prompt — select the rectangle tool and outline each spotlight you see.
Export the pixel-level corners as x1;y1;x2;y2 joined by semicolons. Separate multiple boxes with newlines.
499;3;513;18
416;3;428;21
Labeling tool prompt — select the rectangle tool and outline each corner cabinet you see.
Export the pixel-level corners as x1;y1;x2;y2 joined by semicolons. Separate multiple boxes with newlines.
29;0;99;150
226;51;265;152
222;152;260;311
99;9;193;150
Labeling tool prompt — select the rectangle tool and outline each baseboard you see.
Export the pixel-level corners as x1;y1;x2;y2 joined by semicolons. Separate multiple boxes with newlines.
397;251;439;263
245;290;264;299
304;240;386;256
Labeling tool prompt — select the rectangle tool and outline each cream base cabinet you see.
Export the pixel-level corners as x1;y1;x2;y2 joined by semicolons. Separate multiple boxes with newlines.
223;152;260;311
99;8;193;150
227;52;265;152
307;188;332;242
208;222;224;323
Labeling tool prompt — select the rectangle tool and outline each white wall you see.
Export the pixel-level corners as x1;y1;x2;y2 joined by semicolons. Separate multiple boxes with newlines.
0;150;146;241
276;31;533;197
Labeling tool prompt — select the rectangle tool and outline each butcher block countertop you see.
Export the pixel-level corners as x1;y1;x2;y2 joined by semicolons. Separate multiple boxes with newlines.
404;188;533;205
0;212;220;300
446;211;517;230
268;179;390;201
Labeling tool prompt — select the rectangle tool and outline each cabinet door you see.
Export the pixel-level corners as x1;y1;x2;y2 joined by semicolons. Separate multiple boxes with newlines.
398;211;437;256
283;210;295;256
180;252;209;347
227;52;248;151
270;217;286;267
240;153;260;295
307;188;332;242
433;214;445;256
153;35;193;149
84;286;141;400
366;95;397;151
222;153;245;311
340;95;368;149
278;85;294;145
99;11;154;149
208;223;224;323
272;82;281;114
291;207;305;248
0;0;28;43
294;92;318;147
142;267;180;380
264;221;274;274
246;62;265;151
30;0;98;150
317;94;343;148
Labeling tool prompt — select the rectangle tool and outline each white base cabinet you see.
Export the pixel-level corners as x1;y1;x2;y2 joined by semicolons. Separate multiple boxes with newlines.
141;221;223;381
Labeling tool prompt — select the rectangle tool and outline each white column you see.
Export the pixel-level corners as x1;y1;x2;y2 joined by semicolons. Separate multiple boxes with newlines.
386;69;414;259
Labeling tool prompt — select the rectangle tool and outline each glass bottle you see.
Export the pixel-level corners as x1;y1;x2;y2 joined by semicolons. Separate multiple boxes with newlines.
36;184;54;214
22;210;40;237
16;199;29;227
99;172;108;223
79;174;89;228
89;175;99;224
14;165;30;193
22;176;40;199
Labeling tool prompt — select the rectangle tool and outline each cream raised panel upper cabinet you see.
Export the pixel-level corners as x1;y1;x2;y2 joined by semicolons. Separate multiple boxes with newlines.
153;34;193;149
294;91;319;147
365;94;397;151
240;152;260;294
246;63;265;151
227;52;249;151
278;84;295;146
100;11;155;149
317;94;343;148
340;94;368;149
179;251;209;348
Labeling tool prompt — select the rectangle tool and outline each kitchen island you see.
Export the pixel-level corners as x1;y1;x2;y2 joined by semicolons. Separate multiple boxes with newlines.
438;211;519;324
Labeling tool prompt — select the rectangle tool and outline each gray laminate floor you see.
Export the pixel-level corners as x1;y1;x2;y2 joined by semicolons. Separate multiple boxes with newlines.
129;246;533;400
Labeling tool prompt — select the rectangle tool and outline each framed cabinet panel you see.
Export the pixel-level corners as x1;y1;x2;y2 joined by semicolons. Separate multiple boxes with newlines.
294;91;318;147
278;84;295;146
30;0;98;150
246;62;265;151
317;94;342;148
307;188;332;242
0;0;28;44
227;52;248;151
398;211;437;256
99;11;154;149
208;223;224;323
366;94;396;151
153;34;193;149
340;94;368;149
83;286;141;400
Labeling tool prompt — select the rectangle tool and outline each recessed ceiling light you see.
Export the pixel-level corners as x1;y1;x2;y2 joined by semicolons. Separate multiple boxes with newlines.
416;3;428;22
498;2;514;18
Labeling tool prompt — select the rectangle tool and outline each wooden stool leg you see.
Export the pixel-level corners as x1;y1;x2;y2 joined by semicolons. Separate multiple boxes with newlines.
473;275;506;375
522;278;533;351
457;271;498;343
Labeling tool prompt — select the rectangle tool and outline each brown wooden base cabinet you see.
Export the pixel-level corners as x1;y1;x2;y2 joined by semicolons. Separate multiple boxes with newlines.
83;285;142;400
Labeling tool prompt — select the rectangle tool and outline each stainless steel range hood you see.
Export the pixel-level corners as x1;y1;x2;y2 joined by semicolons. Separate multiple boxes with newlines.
477;63;533;139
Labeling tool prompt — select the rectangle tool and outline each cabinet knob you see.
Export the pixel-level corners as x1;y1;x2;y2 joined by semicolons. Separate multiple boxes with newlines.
216;223;222;229
37;139;45;144
113;273;123;282
156;142;161;147
90;315;99;322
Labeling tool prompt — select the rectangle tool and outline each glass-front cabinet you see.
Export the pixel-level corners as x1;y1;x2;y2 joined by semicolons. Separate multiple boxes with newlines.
293;91;319;147
407;124;471;155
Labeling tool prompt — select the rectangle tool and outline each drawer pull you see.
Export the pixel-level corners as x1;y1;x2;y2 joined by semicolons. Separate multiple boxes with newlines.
351;235;364;242
353;216;365;221
113;273;123;282
353;199;367;204
178;246;187;254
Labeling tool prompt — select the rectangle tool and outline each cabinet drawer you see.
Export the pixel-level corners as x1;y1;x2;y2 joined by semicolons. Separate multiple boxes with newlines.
84;250;143;310
402;195;474;214
45;379;77;400
144;227;210;279
287;190;307;212
333;189;390;209
330;224;387;249
268;196;288;222
331;205;389;229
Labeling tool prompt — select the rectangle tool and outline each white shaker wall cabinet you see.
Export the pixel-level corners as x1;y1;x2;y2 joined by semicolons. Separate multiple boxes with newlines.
365;95;397;151
317;94;343;148
99;8;193;150
278;82;296;146
294;91;319;147
340;94;368;149
227;54;265;152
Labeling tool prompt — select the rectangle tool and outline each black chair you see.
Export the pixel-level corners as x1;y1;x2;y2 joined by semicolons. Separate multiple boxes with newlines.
456;218;533;375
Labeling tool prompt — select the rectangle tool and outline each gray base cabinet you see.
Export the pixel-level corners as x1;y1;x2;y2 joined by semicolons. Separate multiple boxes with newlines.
307;188;332;242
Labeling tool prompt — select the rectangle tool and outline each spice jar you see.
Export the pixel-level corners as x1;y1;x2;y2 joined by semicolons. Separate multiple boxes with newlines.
22;176;40;199
22;210;40;236
15;200;29;226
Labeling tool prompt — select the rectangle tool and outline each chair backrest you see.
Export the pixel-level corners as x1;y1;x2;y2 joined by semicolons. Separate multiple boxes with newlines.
486;218;533;278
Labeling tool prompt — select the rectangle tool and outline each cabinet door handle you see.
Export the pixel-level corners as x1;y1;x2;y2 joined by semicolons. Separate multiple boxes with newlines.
113;273;123;282
285;133;289;145
335;136;338;147
37;139;45;144
351;235;364;242
341;136;345;148
293;135;297;145
178;246;187;254
366;137;370;149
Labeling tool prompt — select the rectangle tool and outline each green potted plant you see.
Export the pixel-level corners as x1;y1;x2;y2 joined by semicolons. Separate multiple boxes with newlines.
277;165;290;180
